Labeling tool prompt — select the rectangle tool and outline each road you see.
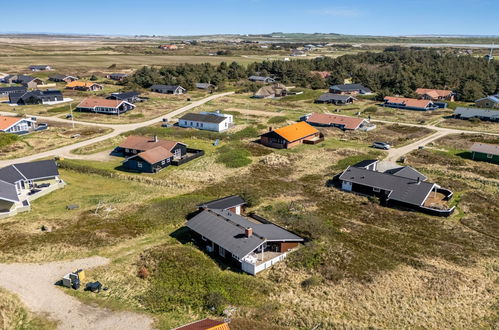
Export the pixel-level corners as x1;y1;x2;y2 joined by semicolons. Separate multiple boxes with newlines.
0;257;154;330
0;92;233;167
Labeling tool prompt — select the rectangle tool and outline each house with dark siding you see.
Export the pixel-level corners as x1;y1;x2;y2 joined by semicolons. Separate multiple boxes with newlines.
334;160;455;216
315;93;356;105
76;98;135;115
188;196;304;275
260;121;322;149
383;96;439;111
329;84;372;95
107;92;141;104
49;74;78;83
9;90;64;105
150;85;186;94
470;143;499;164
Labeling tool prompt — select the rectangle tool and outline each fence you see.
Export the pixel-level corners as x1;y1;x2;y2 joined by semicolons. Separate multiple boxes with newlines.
172;148;205;166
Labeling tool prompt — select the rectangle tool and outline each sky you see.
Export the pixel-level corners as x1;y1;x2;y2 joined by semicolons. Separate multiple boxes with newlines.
2;0;498;36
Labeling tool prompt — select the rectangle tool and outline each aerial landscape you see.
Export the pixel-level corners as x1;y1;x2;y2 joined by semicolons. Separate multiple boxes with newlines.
0;1;498;329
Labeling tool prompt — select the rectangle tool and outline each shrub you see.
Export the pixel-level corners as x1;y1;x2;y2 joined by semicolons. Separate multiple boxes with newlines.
90;75;98;81
301;275;322;289
267;116;288;124
204;292;227;315
363;106;378;113
0;133;20;149
469;117;480;124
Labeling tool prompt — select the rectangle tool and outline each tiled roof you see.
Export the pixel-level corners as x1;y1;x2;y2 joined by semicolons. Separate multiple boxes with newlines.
66;81;100;88
270;121;319;142
173;318;230;330
415;88;453;98
384;96;432;108
119;135;180;152
0;116;23;130
137;146;173;164
306;113;365;130
77;98;123;109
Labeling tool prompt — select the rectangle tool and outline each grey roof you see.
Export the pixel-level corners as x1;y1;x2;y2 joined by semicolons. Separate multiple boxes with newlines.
339;166;435;206
150;84;184;91
109;73;128;77
454;107;499;119
470;142;499;156
0;166;25;184
476;94;499;104
108;91;140;100
330;84;372;93
9;90;63;104
11;160;59;181
29;65;50;69
198;195;246;210
352;160;378;168
317;93;355;102
49;74;76;80
16;75;39;84
385;166;427;181
187;209;303;259
0;86;26;94
0;180;19;203
195;83;214;89
248;76;274;82
179;113;227;124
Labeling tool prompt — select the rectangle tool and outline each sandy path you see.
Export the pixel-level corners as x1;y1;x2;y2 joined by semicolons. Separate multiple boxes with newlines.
0;256;153;330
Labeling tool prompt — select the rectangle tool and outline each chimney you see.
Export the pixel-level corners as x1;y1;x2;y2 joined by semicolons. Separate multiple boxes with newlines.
153;135;158;142
268;126;273;132
416;177;421;185
245;227;253;237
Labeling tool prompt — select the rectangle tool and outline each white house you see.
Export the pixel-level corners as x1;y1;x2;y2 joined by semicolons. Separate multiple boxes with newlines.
178;111;234;132
0;116;37;134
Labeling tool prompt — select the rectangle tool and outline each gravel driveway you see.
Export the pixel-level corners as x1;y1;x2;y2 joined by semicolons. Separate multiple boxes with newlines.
0;256;153;330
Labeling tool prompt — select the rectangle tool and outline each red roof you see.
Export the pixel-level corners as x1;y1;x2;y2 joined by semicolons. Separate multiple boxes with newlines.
137;146;173;164
384;96;432;108
415;88;453;99
310;71;331;79
0;116;23;130
77;98;123;109
173;319;230;330
306;113;365;130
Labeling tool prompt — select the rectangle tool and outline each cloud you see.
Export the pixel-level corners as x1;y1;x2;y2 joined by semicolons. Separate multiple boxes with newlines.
309;8;361;17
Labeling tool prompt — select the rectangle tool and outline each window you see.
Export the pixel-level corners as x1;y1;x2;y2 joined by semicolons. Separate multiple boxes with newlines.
219;246;225;257
373;187;380;192
125;148;129;153
137;162;143;168
201;236;207;241
161;160;165;165
487;154;493;159
232;253;240;261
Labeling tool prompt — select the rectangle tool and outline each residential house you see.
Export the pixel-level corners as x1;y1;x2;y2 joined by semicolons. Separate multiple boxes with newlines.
197;195;247;215
0;116;37;134
28;65;52;71
253;83;288;99
195;83;216;91
159;44;178;50
470;142;499;164
106;73;128;81
334;160;455;216
117;135;188;173
475;94;499;108
383;96;438;111
49;74;78;83
310;71;331;79
315;93;356;105
65;81;103;91
9;90;64;105
173;319;230;330
0;159;65;218
415;88;455;101
260;121;322;149
248;76;275;83
329;84;372;95
187;198;304;275
453;107;499;122
290;50;307;57
178;111;234;132
76;98;135;115
0;86;27;98
303;113;376;131
150;85;186;94
106;91;141;103
3;75;43;89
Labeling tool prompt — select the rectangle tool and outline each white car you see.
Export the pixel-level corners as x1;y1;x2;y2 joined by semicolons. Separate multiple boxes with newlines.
373;142;391;150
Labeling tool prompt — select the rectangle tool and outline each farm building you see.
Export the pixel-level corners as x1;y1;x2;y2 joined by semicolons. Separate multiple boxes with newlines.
415;88;455;101
150;85;186;94
329;84;372;95
106;73;128;81
187;197;304;275
173;318;230;330
117;135;203;173
334;160;455;216
0;116;37;134
453;107;499;122
315;93;356;105
66;81;103;91
28;65;52;71
178;111;234;132
383;96;438;111
260;121;322;149
49;74;78;83
303;113;375;131
9;90;64;105
253;83;288;99
470;143;499;164
248;76;275;83
107;91;141;103
475;94;499;108
0;159;65;218
76;98;135;115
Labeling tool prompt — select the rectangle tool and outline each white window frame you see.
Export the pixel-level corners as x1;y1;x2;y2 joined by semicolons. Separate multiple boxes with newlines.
487;154;493;159
137;162;143;168
219;246;225;257
373;187;381;192
201;236;207;241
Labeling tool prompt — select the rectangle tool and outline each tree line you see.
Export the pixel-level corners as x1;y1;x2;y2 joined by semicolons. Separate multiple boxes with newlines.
126;48;498;101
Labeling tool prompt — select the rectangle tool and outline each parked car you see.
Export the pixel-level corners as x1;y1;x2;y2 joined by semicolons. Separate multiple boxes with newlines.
373;142;391;150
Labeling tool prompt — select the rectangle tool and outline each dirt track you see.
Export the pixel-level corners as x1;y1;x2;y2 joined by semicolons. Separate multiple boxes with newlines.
0;257;153;330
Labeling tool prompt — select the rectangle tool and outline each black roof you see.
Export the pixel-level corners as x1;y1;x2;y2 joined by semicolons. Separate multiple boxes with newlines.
187;209;303;259
16;75;39;84
0;86;26;93
108;91;140;100
9;90;63;104
150;84;184;91
330;84;371;93
0;180;19;203
12;159;60;180
317;93;355;102
352;159;378;168
0;165;25;184
195;83;214;89
198;195;246;210
179;113;227;124
339;166;435;206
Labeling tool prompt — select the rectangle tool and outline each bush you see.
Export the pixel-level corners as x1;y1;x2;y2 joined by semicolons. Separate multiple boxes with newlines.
363;106;378;113
469;117;481;124
0;133;20;149
267;116;288;124
204;292;227;315
301;275;322;289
